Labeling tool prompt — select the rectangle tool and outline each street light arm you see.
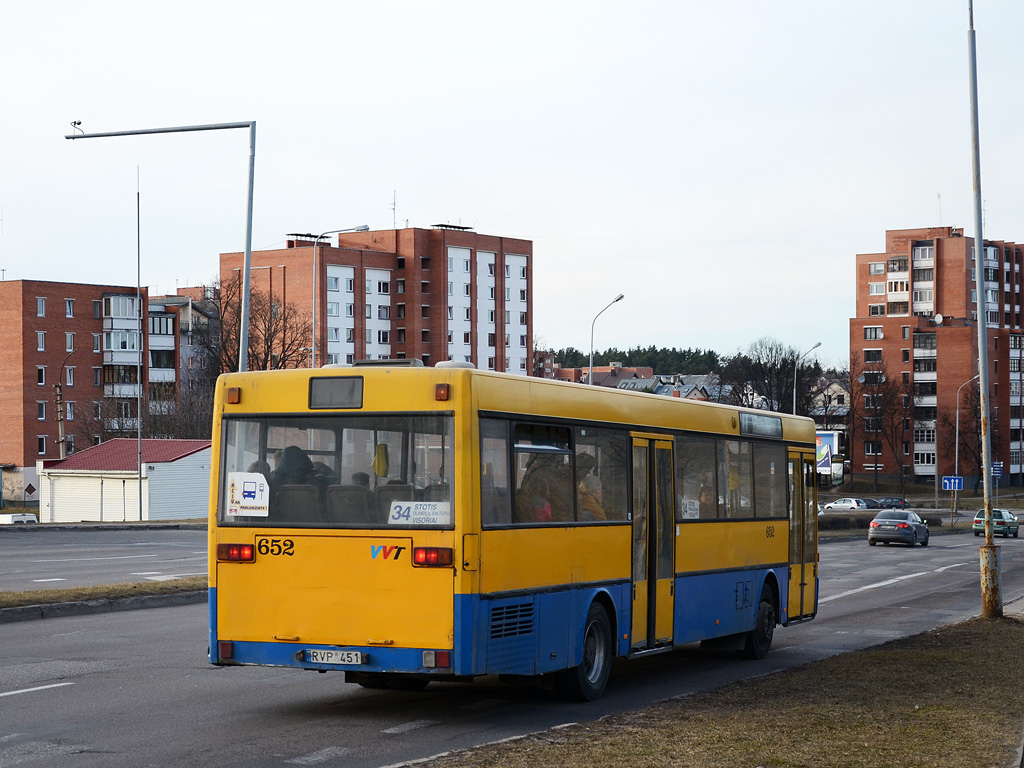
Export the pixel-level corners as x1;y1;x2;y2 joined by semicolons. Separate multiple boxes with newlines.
792;341;821;414
311;225;370;367
589;294;624;386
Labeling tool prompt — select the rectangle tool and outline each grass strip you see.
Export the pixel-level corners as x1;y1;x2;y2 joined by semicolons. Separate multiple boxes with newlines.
429;616;1024;768
0;575;206;609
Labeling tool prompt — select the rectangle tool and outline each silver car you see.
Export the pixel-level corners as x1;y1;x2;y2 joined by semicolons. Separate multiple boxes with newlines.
868;510;929;547
823;498;867;512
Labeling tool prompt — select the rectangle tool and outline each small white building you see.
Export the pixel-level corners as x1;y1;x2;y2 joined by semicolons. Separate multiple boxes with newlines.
37;439;211;523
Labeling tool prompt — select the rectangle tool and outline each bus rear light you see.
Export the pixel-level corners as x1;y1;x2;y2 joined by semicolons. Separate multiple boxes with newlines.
217;543;255;562
219;641;234;660
226;387;241;404
413;547;453;566
422;650;451;668
435;383;449;401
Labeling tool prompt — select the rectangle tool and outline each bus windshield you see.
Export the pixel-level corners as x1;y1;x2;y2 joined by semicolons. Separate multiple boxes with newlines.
219;412;454;529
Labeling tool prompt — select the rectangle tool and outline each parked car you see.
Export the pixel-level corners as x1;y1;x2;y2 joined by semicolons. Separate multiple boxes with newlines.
823;498;867;512
861;498;883;509
868;510;930;547
877;496;910;509
972;509;1020;538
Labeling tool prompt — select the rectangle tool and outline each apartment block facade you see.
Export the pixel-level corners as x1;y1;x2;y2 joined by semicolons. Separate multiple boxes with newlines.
851;226;1024;487
220;225;533;372
0;280;150;504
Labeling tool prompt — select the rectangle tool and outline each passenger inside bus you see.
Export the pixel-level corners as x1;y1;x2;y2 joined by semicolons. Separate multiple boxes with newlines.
578;474;606;521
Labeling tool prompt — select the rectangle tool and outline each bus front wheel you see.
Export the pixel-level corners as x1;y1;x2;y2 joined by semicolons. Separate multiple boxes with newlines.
554;603;612;701
740;585;776;660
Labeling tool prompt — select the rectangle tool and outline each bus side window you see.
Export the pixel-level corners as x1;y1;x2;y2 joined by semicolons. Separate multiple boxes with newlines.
480;419;512;526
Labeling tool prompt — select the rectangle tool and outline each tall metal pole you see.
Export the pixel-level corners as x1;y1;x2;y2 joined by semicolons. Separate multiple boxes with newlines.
65;120;257;372
589;294;624;385
967;1;1001;618
792;341;821;414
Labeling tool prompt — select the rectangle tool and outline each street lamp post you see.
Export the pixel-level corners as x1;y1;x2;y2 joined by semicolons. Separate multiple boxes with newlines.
953;373;981;523
792;342;821;414
65;120;257;371
310;226;369;368
589;294;624;385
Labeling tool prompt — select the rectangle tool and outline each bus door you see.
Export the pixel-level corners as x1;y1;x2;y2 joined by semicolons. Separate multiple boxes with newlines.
787;453;818;621
630;436;675;652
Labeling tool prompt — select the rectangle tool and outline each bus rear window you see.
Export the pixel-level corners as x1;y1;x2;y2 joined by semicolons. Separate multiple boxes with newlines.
219;413;454;529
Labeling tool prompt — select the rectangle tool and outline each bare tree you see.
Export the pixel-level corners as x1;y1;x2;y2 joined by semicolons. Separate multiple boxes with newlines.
720;337;823;414
938;382;990;495
193;274;313;374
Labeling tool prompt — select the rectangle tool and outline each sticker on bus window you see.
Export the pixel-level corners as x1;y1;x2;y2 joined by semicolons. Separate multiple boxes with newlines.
225;472;270;517
388;501;451;526
681;498;700;519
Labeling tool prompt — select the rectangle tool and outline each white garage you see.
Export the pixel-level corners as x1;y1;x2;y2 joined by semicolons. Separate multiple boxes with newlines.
37;439;212;523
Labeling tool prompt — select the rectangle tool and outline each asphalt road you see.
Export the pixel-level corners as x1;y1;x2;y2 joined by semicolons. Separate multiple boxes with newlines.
1;533;1023;767
0;527;207;592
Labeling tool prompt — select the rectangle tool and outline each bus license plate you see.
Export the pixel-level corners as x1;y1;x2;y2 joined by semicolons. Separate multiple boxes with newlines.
305;649;364;665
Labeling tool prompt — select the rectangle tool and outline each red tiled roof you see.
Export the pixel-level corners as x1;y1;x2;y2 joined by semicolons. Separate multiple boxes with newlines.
46;439;211;472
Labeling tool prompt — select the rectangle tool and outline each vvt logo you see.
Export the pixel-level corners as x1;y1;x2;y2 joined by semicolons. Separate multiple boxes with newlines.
371;544;406;560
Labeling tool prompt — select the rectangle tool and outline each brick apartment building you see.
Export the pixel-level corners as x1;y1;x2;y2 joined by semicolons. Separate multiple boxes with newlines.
0;280;149;504
851;226;1024;488
221;225;533;372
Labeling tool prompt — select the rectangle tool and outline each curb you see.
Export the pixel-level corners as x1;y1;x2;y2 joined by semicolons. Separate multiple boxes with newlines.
0;590;208;624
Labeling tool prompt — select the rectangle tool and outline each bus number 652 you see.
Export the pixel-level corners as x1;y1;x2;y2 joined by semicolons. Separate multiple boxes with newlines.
257;538;295;556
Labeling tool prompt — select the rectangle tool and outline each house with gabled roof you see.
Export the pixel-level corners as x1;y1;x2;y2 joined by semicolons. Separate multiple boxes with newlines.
37;438;211;522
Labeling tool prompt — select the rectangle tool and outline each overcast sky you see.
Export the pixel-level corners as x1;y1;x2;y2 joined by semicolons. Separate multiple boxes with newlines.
3;1;1022;368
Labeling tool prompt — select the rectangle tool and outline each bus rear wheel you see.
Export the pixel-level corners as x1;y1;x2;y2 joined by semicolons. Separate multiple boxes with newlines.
740;585;776;660
554;603;612;701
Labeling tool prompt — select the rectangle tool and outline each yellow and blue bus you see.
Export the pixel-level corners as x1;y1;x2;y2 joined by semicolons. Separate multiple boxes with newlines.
208;361;817;700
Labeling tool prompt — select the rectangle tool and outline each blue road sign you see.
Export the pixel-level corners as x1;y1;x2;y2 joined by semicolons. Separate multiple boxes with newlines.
942;476;964;492
993;462;1003;477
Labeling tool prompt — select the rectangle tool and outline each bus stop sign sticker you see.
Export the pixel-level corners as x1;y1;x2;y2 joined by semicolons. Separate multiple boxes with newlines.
226;472;271;517
389;501;450;526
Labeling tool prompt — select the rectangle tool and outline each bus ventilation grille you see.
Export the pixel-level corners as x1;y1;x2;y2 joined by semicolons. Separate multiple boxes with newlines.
489;602;535;639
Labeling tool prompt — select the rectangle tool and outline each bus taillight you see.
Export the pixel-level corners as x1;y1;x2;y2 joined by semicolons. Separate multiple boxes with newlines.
412;547;453;567
217;543;255;562
422;650;451;668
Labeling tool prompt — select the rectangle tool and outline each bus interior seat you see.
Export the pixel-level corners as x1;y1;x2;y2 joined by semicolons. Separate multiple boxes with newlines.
375;484;415;523
326;485;373;525
275;485;322;523
419;482;448;502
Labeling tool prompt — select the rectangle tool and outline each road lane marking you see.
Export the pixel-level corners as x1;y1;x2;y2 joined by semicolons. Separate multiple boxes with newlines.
819;571;929;603
935;562;971;573
285;747;350;764
32;555;158;563
0;683;74;699
382;719;437;734
32;578;66;583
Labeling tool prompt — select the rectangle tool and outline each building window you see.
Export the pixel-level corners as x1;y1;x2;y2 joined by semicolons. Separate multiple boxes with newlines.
37;402;45;421
378;330;390;344
864;327;882;340
345;328;354;343
93;300;102;318
914;452;936;466
66;401;75;421
487;263;495;276
37;332;45;352
488;287;495;299
421;305;430;318
487;357;495;370
864;349;882;363
463;332;471;343
38;436;46;455
37;297;48;317
327;302;339;317
520;311;528;324
520;335;528;347
345;304;354;317
913;333;936;350
448;282;454;296
37;367;45;385
887;280;909;293
104;296;138;318
464;284;472;297
93;368;102;386
327;353;339;365
914;428;936;442
903;326;911;339
366;279;373;295
912;289;934;303
397;329;406;343
868;283;885;295
902;349;911;363
345;278;355;292
421;330;430;343
396;304;406;319
864;441;882;455
65;299;74;317
327;327;340;342
464;307;471;321
378;306;390;320
66;333;75;352
326;276;339;292
520;266;527;279
366;329;373;344
869;304;885;316
66;367;74;387
519;289;526;301
868;262;884;275
366;305;372;319
464;259;471;273
487;333;496;347
396;279;405;294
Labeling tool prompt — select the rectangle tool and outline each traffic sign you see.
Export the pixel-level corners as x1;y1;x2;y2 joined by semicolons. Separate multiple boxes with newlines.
941;476;963;492
992;462;1003;477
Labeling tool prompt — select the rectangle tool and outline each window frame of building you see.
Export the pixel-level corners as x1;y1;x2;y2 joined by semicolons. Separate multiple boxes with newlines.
868;262;884;275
